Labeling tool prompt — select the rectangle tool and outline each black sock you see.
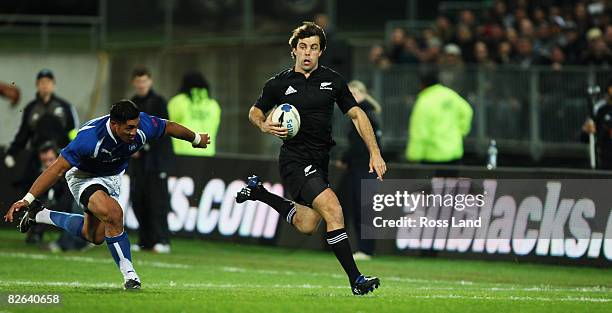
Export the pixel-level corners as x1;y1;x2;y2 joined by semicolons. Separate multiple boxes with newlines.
325;228;361;283
251;187;296;224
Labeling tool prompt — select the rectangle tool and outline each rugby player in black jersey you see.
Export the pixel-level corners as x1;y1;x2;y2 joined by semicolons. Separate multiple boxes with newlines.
236;22;386;295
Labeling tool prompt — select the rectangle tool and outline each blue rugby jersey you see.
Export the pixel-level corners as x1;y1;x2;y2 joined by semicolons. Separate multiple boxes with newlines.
60;112;167;176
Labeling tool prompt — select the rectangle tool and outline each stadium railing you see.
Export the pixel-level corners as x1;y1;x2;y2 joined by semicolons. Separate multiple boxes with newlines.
333;64;611;165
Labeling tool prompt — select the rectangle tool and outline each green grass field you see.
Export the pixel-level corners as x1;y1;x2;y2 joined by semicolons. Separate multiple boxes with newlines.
0;228;610;313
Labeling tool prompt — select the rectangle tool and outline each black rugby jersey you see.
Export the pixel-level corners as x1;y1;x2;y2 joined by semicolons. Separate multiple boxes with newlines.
255;66;357;161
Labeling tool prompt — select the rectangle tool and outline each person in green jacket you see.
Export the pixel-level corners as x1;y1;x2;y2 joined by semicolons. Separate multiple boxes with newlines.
406;73;473;164
168;71;221;156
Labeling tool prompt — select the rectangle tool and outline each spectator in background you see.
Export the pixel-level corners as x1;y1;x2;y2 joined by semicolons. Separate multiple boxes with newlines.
168;71;221;156
548;5;562;24
549;46;566;71
534;23;554;58
129;67;173;253
458;9;477;31
582;79;612;169
406;73;473;166
574;2;591;34
561;22;583;64
532;7;547;27
368;44;392;70
422;28;443;63
519;18;536;41
512;38;540;68
581;28;612;66
399;35;425;64
336;80;382;261
388;27;407;63
604;25;612;48
505;27;519;47
5;70;78;170
4;69;79;244
438;43;466;93
455;24;475;63
491;0;512;28
496;40;513;64
35;141;90;252
315;13;352;78
474;41;496;69
435;15;454;43
511;8;529;30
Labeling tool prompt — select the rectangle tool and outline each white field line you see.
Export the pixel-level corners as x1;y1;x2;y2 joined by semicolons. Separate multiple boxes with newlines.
413;294;611;303
0;252;191;269
1;253;609;295
0;280;609;303
219;266;610;294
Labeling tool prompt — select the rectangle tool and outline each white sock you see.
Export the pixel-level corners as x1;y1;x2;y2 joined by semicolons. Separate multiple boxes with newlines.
35;209;54;225
120;259;139;281
112;242;139;281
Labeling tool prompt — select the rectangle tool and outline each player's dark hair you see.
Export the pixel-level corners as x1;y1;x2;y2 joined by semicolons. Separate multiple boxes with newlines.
288;21;327;58
132;66;151;79
179;71;211;99
37;140;58;154
110;99;140;123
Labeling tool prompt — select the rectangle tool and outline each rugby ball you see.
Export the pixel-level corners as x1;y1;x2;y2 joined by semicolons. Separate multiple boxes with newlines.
271;103;301;139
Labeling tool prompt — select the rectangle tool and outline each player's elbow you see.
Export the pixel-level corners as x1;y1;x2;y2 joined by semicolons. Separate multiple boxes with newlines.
164;121;176;135
347;106;363;121
248;106;261;120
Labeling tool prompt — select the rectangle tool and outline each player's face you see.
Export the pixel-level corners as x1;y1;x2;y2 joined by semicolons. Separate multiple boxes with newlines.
38;150;57;170
293;36;323;74
36;78;55;98
112;118;140;143
132;75;152;97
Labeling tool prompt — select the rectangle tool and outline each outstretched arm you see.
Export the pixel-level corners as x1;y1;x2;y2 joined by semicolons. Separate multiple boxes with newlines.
164;120;211;148
346;106;387;180
4;155;72;222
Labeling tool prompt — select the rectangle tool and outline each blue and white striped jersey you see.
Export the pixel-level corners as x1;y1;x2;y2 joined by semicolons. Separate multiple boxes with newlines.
60;112;167;176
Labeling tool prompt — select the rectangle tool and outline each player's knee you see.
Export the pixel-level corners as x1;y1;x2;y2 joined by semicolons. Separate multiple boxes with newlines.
302;224;319;236
93;200;122;226
293;213;320;235
304;217;321;235
104;207;123;226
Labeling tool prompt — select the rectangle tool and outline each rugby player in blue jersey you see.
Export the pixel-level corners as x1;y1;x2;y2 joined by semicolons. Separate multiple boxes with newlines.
4;99;210;290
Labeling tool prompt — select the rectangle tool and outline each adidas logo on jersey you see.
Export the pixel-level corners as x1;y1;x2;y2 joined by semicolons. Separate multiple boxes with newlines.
285;86;297;95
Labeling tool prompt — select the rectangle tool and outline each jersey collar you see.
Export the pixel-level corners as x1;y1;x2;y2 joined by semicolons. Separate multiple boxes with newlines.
105;119;118;143
290;65;323;78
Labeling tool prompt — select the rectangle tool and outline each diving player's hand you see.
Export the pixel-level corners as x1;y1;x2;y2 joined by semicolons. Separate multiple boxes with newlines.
369;152;387;181
261;121;288;139
193;133;211;148
4;199;29;223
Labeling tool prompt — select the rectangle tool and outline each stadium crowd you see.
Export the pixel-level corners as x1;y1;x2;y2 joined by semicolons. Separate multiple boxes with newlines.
370;0;612;70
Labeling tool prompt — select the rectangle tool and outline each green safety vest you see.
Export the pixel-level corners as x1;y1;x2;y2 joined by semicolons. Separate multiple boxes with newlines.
406;84;473;162
168;88;221;156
